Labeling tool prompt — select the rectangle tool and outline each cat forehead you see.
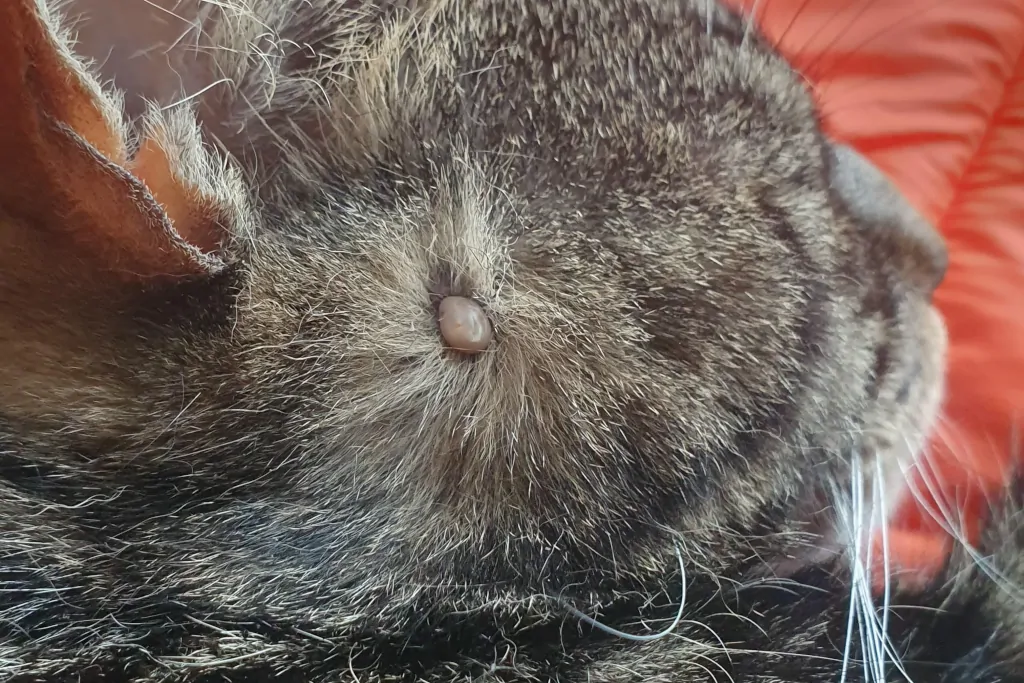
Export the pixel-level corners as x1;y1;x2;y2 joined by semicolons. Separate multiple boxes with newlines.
284;15;820;208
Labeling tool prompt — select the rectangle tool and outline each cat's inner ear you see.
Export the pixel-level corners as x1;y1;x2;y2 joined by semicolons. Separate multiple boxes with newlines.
0;0;235;304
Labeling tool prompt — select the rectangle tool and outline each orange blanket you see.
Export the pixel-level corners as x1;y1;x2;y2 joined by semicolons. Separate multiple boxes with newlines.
723;0;1024;573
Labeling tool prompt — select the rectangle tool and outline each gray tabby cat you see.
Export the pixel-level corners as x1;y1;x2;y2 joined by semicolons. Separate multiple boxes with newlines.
0;0;1020;680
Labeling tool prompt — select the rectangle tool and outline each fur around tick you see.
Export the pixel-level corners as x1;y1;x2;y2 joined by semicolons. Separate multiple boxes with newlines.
0;0;1019;681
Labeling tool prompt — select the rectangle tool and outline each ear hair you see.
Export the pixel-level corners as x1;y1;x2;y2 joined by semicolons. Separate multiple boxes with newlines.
132;106;253;256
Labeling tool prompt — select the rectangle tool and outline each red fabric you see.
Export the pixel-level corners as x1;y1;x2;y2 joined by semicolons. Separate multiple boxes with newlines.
721;0;1024;573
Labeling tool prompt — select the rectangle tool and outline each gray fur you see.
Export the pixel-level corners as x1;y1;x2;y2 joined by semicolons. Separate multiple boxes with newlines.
0;0;1020;681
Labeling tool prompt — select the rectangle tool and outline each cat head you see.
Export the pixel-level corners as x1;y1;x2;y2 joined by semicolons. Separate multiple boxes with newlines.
0;0;946;622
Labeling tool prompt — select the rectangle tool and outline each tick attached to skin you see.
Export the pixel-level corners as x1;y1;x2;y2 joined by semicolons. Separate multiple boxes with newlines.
437;295;492;354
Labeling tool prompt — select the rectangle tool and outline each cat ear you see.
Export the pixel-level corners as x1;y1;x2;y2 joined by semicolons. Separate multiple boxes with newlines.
0;0;229;302
826;142;948;294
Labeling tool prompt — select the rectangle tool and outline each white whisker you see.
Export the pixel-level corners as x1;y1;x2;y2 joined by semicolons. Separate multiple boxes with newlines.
875;456;895;682
550;544;691;643
897;432;1024;603
834;453;916;683
836;455;862;683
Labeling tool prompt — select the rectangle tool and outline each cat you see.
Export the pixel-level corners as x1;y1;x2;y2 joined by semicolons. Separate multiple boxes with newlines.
0;0;1020;680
